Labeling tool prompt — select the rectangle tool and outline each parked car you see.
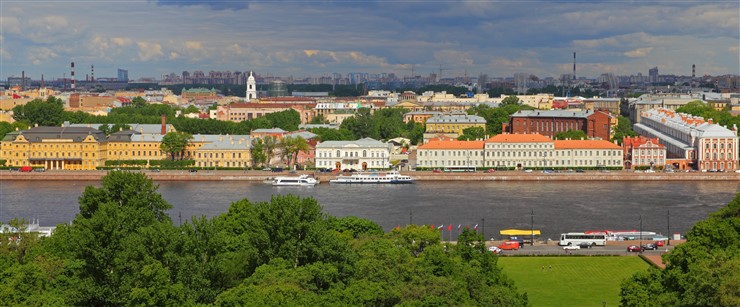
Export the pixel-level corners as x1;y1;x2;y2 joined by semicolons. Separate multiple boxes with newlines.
487;246;503;254
20;166;33;172
509;237;525;248
642;243;658;250
485;169;496;173
627;245;644;252
577;242;593;249
644;169;656;173
8;167;20;172
150;168;160;172
189;169;198;173
432;169;442;173
655;240;665;247
563;245;580;250
523;169;533;173
33;167;46;172
575;169;585;173
262;167;272;171
498;241;520;251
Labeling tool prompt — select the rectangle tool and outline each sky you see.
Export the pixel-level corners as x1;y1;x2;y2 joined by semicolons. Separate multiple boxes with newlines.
1;0;738;81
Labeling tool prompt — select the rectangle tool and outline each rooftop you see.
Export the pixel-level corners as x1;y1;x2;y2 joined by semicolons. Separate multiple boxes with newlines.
418;140;485;150
485;133;552;143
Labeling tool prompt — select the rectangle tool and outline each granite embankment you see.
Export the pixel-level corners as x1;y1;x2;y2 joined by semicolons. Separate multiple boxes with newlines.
1;170;738;182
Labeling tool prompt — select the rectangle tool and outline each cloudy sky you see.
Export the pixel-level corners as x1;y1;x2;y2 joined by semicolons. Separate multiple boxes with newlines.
1;0;738;81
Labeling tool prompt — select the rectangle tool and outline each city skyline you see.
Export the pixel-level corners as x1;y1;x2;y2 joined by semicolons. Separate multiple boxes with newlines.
1;0;738;81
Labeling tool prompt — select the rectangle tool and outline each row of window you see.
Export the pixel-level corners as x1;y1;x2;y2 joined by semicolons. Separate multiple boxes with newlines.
197;152;245;159
419;159;622;167
316;160;385;167
317;150;387;158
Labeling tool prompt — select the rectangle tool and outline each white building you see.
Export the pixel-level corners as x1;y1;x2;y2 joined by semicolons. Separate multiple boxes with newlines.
246;71;256;102
483;133;554;169
417;140;485;169
315;137;391;170
634;108;738;171
552;140;623;169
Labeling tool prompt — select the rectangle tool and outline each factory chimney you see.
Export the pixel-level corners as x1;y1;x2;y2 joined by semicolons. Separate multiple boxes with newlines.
71;62;76;91
692;64;695;79
161;114;167;135
573;52;576;80
91;64;94;82
21;71;25;90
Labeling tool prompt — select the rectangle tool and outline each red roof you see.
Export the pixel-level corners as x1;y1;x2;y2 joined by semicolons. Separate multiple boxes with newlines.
485;133;552;143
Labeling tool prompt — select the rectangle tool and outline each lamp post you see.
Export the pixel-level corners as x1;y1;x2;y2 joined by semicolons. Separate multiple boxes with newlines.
667;210;670;246
530;209;535;246
639;215;643;253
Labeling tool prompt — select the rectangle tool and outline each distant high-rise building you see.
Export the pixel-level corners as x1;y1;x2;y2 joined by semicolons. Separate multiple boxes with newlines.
648;67;658;83
117;69;129;82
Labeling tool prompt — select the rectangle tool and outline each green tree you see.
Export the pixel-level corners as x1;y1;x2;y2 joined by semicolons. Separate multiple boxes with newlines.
620;192;740;307
611;116;637;144
160;131;193;160
12;96;65;126
554;129;588;140
131;96;147;108
0;121;29;140
182;105;200;114
458;126;487;141
250;138;267;168
279;136;310;168
341;108;377;139
501;95;521;106
262;136;278;166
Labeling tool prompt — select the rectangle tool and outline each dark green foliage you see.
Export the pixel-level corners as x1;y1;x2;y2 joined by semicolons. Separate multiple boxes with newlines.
12;96;65;126
458;126;487;141
611;116;637;144
554;129;588;140
620;193;740;307
0;174;528;306
308;127;355;142
468;103;532;135
0;121;29;140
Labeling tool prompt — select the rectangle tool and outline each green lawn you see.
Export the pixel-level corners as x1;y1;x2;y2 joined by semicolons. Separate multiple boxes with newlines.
498;256;650;307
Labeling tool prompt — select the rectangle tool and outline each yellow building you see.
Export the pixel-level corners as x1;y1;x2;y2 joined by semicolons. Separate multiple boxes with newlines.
425;114;486;135
192;135;252;168
1;126;107;170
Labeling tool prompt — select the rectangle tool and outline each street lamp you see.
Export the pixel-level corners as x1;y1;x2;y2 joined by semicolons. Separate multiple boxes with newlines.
639;215;643;253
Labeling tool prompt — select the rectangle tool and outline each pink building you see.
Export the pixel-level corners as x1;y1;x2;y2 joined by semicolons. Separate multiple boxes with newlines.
622;136;666;169
215;103;315;123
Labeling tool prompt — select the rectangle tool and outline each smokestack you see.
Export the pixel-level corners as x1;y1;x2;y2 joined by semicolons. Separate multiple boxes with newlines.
91;64;94;82
21;71;25;90
71;62;75;91
41;75;44;88
161;114;167;135
692;64;695;79
573;52;576;80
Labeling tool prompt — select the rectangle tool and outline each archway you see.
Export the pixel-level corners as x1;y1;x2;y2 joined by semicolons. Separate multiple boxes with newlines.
362;162;367;170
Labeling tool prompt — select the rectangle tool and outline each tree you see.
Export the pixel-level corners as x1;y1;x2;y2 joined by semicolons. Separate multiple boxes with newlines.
458;126;487;141
620;192;740;307
554;129;587;140
341;108;377;139
160;132;193;160
131;96;147;108
12;96;65;126
611;116;637;144
0;121;29;140
279;136;310;169
182;105;200;114
250;138;267;168
501;95;521;106
262;136;278;166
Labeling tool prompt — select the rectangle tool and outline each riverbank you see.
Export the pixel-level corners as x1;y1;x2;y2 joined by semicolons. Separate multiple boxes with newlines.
1;170;738;182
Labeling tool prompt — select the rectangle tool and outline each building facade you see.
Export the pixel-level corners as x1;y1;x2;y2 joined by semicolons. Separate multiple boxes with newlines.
425;114;486;136
634;108;738;171
193;135;252;168
506;109;611;141
483;133;554;169
416;140;485;169
622;136;666;169
315;137;391;170
1;127;107;170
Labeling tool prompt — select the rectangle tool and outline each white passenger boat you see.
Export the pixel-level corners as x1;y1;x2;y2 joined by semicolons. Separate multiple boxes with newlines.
329;171;415;184
271;174;319;186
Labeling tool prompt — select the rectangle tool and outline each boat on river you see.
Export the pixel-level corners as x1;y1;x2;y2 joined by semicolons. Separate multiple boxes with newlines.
329;171;415;184
271;174;319;186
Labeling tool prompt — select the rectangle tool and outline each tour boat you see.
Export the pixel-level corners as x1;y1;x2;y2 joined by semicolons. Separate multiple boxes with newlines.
271;174;319;186
329;171;415;184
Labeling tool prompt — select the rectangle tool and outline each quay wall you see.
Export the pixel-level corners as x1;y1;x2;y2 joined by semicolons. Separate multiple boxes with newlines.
1;170;738;182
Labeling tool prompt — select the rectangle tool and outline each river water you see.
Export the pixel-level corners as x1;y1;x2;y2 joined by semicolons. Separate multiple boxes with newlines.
1;180;737;240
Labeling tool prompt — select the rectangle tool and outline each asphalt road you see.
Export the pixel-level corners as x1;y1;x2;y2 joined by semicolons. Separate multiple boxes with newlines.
485;242;676;256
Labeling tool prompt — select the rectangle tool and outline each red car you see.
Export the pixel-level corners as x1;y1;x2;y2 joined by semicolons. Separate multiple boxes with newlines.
627;245;644;252
432;169;442;173
655;240;665;247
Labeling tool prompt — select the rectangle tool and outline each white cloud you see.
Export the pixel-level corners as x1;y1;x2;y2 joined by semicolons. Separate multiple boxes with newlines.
624;47;653;58
27;47;59;65
0;17;22;34
185;41;203;50
137;41;163;61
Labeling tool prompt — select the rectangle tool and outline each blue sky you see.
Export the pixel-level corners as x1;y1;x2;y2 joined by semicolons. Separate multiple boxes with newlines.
1;0;738;81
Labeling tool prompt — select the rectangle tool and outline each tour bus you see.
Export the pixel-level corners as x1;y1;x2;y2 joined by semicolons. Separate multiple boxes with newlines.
558;232;607;246
443;166;477;173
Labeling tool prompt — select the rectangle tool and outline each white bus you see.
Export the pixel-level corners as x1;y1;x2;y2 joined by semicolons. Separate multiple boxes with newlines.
558;232;607;246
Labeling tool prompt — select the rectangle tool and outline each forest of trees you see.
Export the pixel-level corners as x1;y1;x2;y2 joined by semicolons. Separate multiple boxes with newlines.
620;192;740;307
0;172;529;306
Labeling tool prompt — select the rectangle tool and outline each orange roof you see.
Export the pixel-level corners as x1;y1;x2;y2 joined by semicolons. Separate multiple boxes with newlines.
418;140;485;150
485;133;552;143
554;140;621;149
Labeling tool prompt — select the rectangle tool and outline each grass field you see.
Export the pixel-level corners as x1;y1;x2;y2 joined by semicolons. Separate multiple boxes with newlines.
498;256;650;307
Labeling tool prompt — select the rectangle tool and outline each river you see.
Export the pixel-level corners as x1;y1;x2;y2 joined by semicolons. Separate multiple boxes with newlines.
0;180;737;240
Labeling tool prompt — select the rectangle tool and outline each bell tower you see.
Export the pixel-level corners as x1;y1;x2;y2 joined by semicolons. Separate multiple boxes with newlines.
246;71;256;102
